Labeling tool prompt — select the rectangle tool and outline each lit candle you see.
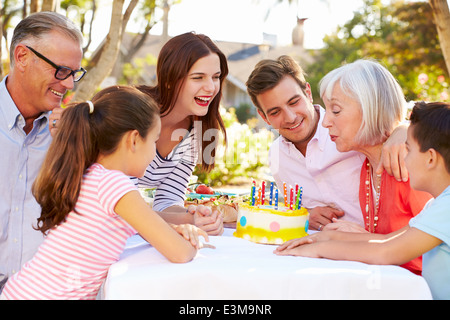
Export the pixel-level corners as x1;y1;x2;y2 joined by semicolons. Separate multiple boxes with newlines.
269;182;274;205
258;187;262;206
251;180;256;206
289;186;293;210
261;181;265;205
275;188;278;210
298;187;303;209
294;186;301;209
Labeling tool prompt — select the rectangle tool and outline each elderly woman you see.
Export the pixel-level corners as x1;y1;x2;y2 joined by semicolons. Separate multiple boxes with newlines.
317;60;431;274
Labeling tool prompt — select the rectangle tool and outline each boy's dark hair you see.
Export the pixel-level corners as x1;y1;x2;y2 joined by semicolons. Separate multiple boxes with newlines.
409;101;450;173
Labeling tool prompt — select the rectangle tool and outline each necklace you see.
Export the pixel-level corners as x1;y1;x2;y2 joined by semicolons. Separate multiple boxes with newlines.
365;161;381;233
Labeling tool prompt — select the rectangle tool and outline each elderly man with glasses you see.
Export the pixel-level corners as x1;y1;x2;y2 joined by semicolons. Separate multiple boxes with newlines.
0;11;85;293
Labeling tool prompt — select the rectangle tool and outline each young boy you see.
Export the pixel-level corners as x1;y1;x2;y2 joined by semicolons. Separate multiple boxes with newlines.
275;101;450;300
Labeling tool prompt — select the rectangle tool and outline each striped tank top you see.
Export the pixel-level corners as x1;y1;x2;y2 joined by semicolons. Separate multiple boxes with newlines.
134;126;199;211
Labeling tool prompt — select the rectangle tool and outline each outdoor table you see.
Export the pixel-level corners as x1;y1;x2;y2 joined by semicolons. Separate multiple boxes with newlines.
101;227;432;300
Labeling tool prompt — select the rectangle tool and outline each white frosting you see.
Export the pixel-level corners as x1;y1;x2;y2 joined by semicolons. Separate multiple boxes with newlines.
238;208;308;230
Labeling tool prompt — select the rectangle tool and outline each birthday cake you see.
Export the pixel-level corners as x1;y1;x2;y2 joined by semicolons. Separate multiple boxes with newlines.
234;202;309;245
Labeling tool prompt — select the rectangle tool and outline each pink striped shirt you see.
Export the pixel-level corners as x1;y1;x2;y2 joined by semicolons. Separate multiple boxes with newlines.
1;163;136;300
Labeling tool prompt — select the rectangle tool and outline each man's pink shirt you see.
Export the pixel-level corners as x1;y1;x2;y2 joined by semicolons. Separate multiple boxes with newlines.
269;107;365;226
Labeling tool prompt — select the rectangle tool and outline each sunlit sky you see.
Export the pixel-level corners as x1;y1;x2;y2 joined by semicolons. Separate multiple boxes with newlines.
86;0;445;50
87;0;366;50
2;0;364;61
2;0;441;56
147;0;364;48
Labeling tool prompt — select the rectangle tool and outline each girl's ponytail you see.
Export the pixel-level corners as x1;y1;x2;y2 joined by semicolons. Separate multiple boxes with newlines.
33;102;97;234
33;86;159;235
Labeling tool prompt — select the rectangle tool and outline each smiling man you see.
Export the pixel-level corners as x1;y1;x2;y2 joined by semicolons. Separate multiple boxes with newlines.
246;56;365;231
246;56;410;232
246;56;414;232
0;12;84;293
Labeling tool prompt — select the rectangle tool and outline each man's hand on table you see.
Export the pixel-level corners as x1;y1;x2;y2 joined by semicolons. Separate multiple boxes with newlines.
308;206;345;231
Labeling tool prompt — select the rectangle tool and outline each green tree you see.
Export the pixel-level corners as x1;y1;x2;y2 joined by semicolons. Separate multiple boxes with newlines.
429;0;450;76
307;0;449;103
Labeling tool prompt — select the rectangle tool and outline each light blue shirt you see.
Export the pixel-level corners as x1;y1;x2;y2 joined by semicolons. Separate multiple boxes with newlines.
0;76;50;291
410;185;450;300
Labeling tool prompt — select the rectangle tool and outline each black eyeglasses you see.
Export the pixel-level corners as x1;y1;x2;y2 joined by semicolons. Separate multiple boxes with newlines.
26;45;86;82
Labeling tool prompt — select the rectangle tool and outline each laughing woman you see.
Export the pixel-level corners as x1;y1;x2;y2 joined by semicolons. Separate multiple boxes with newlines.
135;32;228;235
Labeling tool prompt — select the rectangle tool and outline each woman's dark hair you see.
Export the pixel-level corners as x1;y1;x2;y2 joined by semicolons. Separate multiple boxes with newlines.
33;85;160;234
137;32;229;172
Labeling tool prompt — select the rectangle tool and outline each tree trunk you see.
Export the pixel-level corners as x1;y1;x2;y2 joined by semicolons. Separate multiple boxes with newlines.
23;0;28;18
82;0;97;55
30;0;39;13
72;0;138;102
41;0;56;11
123;21;154;64
429;0;450;76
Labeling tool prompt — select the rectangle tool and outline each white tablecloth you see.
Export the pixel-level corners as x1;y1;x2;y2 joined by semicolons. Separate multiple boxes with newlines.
102;228;432;300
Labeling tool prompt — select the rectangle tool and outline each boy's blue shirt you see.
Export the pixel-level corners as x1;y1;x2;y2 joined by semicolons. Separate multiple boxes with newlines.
410;185;450;300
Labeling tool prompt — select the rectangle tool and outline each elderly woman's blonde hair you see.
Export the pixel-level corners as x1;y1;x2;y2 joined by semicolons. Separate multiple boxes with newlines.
319;59;407;146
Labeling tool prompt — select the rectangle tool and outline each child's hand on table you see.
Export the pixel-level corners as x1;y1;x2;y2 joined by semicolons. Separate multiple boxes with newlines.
171;223;216;250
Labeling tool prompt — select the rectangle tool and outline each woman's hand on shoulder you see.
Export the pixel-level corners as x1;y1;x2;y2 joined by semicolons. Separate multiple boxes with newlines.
378;124;409;182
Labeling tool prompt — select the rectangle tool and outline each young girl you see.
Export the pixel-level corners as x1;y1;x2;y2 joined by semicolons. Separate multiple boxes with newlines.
275;101;450;300
134;32;228;235
1;86;210;300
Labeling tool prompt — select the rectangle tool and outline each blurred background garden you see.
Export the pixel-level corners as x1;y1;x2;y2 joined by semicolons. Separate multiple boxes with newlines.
1;0;449;188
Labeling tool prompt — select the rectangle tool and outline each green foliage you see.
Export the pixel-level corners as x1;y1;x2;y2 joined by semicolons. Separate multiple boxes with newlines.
193;107;274;187
120;53;157;85
234;102;255;124
307;0;449;104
